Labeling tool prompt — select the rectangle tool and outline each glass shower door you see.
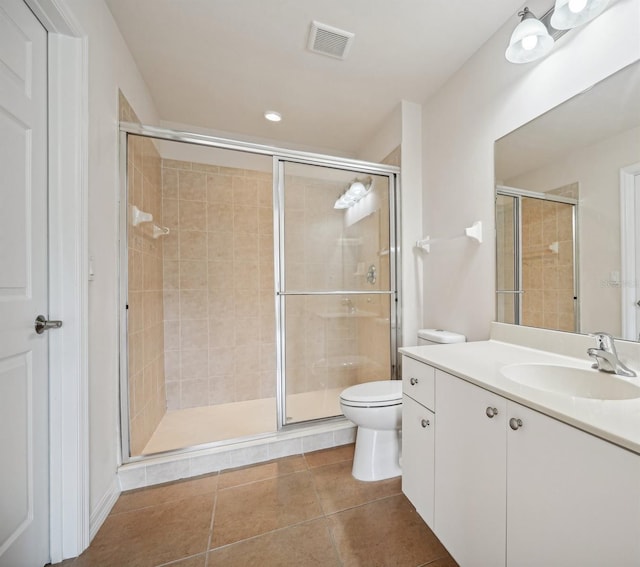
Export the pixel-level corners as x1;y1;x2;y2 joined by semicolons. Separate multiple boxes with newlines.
276;161;396;425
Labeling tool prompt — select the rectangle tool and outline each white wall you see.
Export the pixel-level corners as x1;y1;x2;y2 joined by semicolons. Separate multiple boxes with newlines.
399;101;424;347
421;0;640;341
358;101;424;348
62;0;159;519
357;104;402;163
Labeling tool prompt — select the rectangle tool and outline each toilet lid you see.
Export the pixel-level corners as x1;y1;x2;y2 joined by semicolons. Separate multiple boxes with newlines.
340;380;402;404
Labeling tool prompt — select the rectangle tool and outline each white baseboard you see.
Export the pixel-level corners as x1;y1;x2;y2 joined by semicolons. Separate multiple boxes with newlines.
89;477;121;541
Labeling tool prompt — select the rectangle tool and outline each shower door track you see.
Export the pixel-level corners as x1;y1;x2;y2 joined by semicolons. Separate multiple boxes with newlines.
118;122;400;464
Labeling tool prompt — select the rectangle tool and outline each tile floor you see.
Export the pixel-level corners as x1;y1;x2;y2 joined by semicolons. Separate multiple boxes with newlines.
56;444;457;567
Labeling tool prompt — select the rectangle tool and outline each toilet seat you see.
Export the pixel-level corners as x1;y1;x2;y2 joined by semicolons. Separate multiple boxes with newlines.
340;380;402;408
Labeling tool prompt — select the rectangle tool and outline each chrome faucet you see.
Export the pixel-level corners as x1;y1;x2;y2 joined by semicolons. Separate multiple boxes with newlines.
587;332;637;377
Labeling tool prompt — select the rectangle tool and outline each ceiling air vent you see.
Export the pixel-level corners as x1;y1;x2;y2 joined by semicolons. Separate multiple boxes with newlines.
307;21;354;60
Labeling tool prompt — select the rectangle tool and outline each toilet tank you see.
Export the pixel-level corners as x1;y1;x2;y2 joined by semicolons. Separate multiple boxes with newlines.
417;328;466;346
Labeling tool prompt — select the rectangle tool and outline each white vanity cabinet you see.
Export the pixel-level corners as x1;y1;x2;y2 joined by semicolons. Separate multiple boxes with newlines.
506;402;640;567
434;368;640;567
401;356;436;528
434;369;508;567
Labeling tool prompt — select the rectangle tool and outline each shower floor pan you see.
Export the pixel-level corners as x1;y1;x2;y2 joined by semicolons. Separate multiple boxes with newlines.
141;387;344;455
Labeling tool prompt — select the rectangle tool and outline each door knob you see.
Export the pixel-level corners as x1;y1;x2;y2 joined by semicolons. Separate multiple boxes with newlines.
410;377;418;385
421;418;430;428
35;315;63;334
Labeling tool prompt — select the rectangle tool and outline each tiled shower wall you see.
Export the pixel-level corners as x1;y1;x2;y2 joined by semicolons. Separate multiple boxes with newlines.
162;161;392;411
161;160;275;410
521;198;575;332
121;95;167;455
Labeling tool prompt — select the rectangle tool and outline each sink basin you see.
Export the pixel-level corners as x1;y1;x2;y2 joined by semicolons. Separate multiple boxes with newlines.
500;363;640;400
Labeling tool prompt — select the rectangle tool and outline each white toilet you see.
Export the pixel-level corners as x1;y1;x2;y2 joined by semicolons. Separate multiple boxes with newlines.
340;380;403;481
417;328;466;347
340;328;466;482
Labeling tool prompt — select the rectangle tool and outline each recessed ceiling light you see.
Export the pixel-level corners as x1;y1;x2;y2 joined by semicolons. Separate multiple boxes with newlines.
264;110;282;122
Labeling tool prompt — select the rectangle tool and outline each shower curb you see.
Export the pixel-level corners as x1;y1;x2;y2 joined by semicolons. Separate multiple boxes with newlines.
118;420;356;491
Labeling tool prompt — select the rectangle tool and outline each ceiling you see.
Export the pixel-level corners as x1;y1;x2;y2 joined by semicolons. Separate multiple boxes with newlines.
106;0;526;155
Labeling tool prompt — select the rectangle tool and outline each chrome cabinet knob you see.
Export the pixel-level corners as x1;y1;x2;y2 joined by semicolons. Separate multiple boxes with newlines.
410;377;418;386
486;407;498;418
509;417;523;430
421;419;430;428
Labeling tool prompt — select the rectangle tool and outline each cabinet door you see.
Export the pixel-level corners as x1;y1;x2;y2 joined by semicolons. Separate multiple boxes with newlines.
506;402;640;567
435;371;508;567
402;394;435;527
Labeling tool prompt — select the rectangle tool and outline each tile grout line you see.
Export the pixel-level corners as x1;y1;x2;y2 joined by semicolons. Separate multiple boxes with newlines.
307;457;345;566
155;551;208;567
208;466;321;553
207;455;359;558
204;484;219;567
324;489;404;518
206;516;327;555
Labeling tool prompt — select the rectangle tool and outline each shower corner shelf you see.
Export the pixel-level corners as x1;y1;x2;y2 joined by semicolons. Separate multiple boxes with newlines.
131;205;153;227
152;224;170;239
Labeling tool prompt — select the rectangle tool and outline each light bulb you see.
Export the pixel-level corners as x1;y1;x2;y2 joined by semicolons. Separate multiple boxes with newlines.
521;34;538;51
264;110;282;122
551;0;610;29
568;0;588;12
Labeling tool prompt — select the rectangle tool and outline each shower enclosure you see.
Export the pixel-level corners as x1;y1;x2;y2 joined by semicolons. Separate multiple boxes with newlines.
496;186;578;332
119;124;399;461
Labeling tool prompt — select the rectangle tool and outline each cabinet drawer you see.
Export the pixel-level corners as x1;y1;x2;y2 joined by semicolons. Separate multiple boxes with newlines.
402;356;435;410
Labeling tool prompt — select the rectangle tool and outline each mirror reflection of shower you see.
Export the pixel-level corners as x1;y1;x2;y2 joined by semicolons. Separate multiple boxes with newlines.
496;185;578;332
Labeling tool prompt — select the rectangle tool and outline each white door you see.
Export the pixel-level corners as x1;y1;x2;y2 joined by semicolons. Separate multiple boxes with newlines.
0;1;50;565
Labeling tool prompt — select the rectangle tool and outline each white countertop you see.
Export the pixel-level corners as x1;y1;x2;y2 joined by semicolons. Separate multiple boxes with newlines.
400;340;640;455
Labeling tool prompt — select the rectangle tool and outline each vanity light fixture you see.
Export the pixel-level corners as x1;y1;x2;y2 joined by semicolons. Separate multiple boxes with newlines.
264;110;282;122
505;7;554;64
505;0;610;64
334;178;373;209
550;0;610;29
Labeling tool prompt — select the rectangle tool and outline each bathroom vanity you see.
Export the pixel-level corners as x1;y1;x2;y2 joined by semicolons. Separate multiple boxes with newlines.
400;340;640;567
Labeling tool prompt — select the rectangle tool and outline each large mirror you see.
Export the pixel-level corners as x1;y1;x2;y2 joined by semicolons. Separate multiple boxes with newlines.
495;61;640;341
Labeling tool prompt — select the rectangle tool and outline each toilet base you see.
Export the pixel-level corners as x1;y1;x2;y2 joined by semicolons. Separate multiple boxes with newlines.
351;427;401;481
